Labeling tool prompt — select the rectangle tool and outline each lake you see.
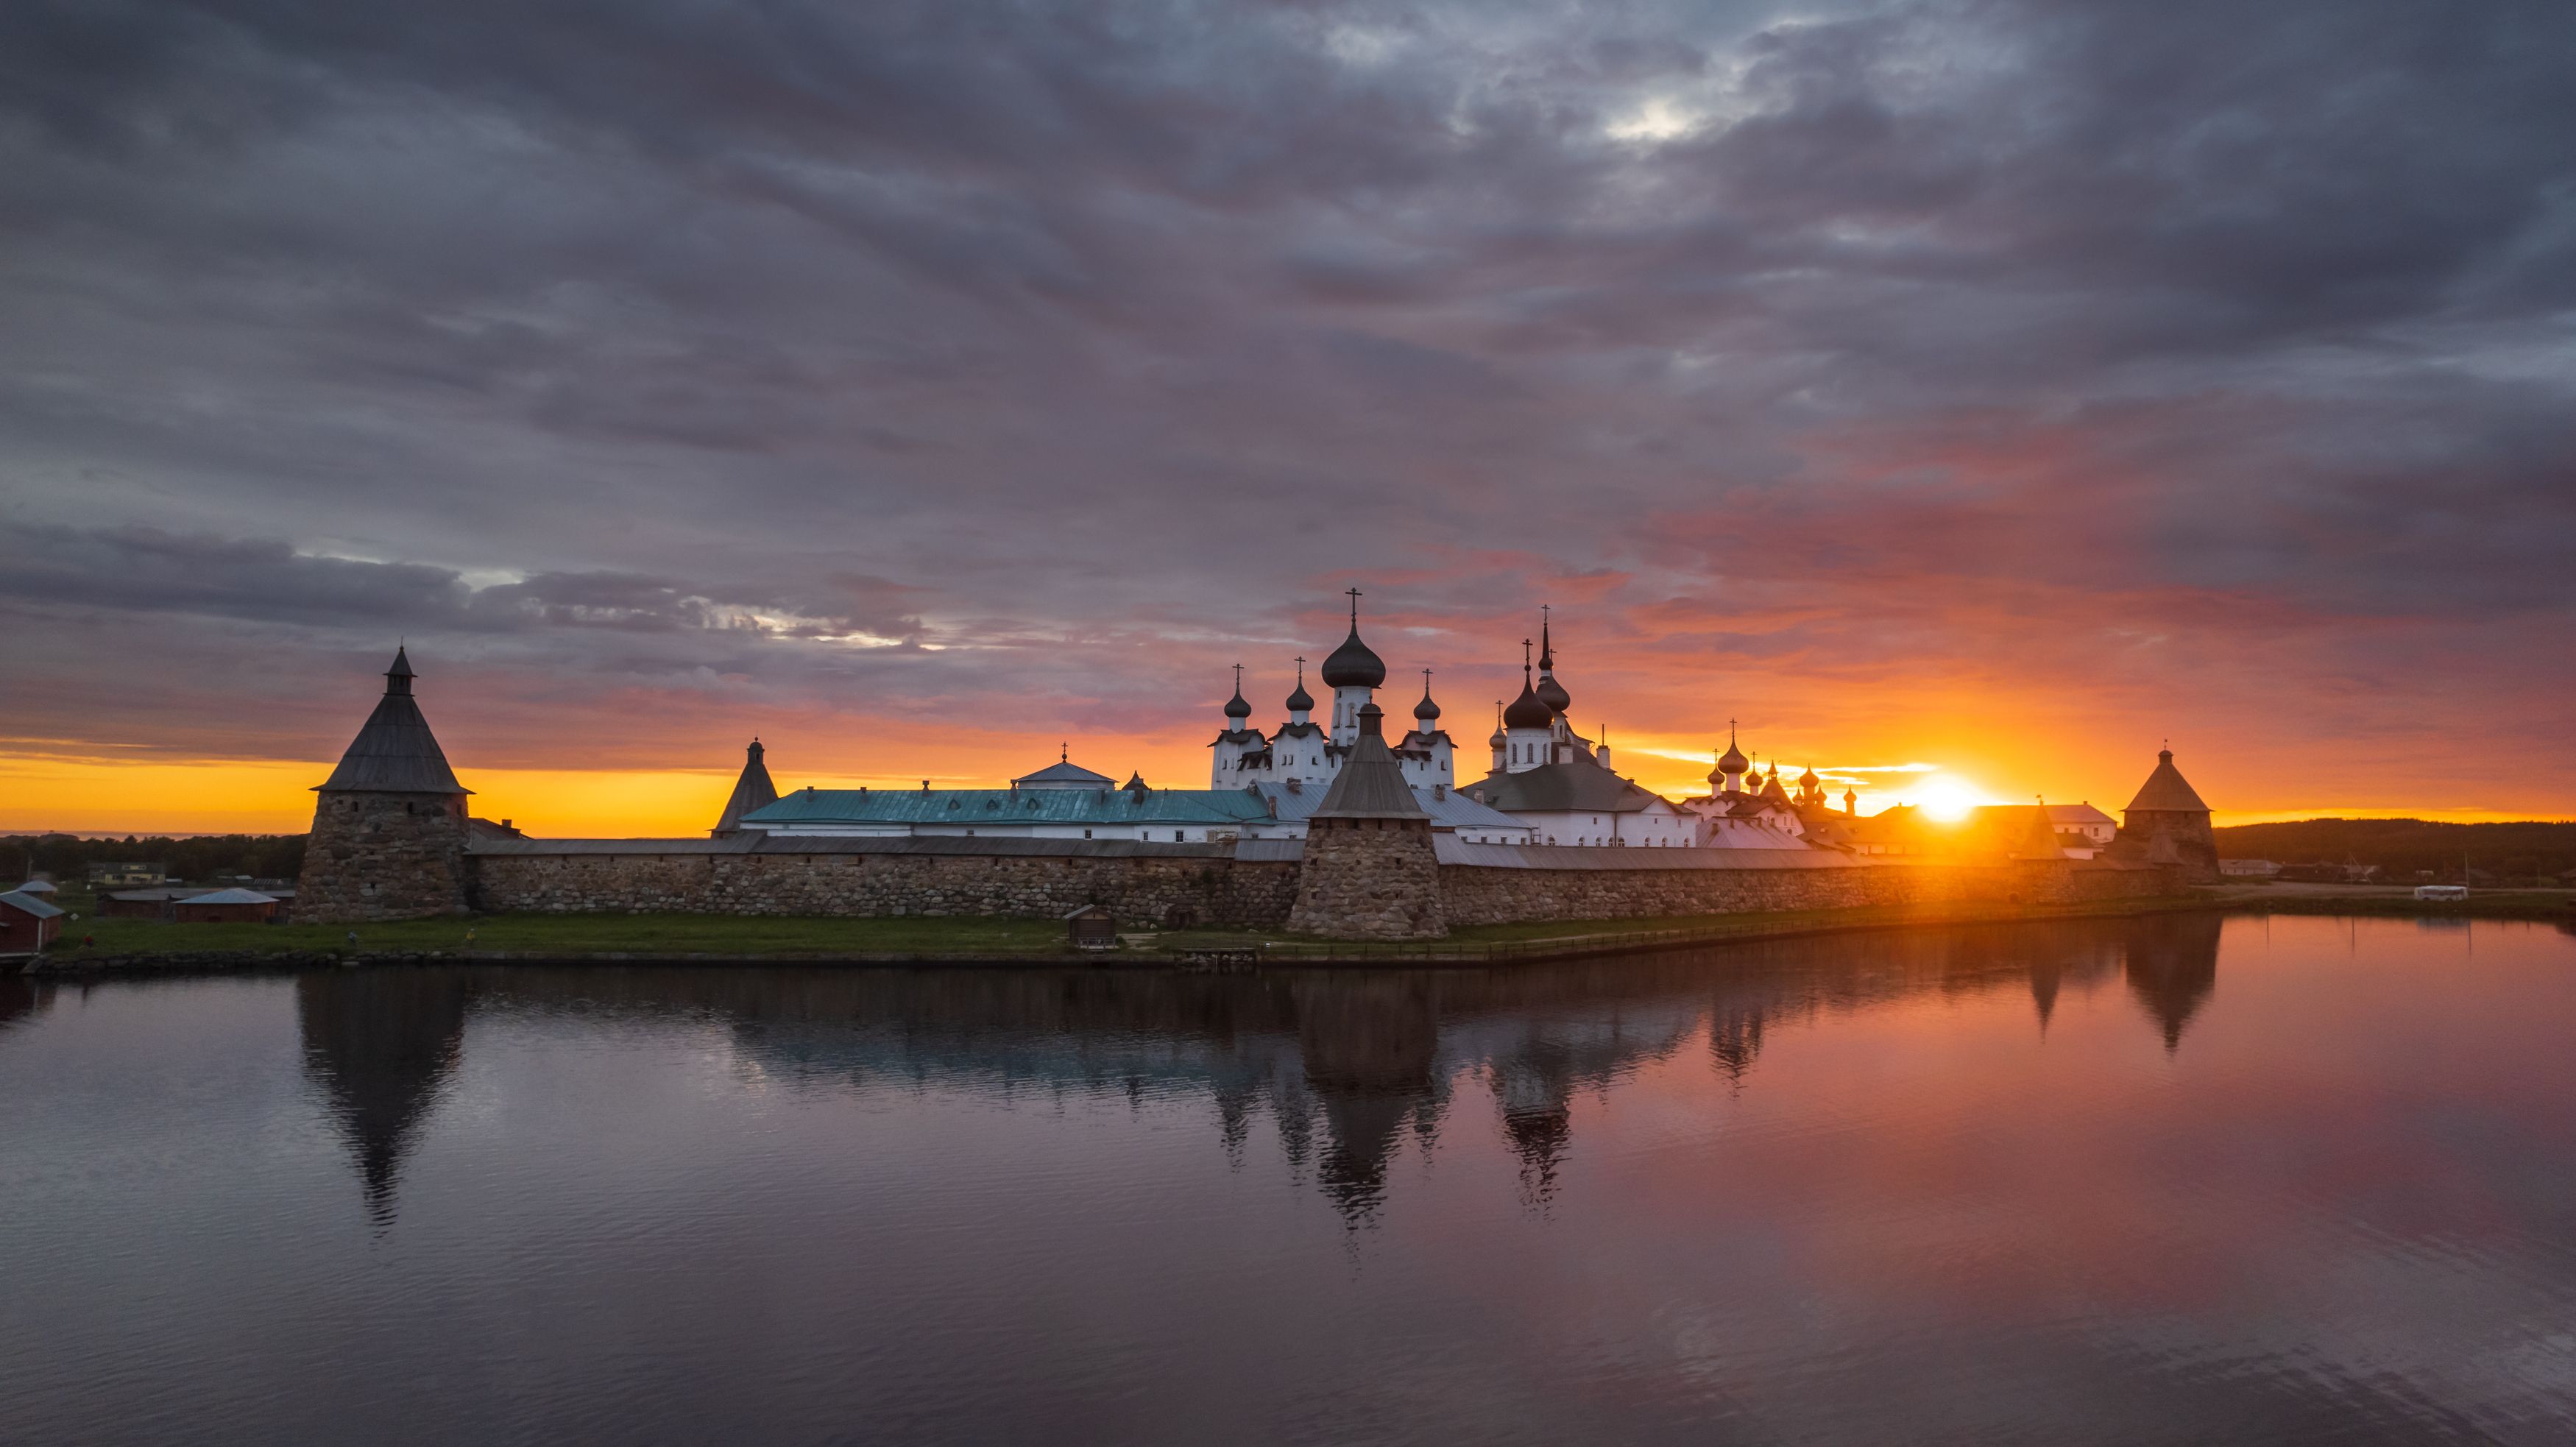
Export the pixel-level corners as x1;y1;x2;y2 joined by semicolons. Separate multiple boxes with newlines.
4;914;2574;1444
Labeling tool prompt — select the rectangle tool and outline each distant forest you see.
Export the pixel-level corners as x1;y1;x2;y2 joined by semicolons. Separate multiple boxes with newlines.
3;833;306;886
2215;819;2576;884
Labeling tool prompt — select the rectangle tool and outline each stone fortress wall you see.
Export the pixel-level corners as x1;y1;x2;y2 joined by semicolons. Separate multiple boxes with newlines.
1437;852;2172;927
468;838;1304;928
453;835;2176;933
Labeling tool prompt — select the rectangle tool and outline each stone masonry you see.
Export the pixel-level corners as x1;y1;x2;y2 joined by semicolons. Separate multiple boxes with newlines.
1284;816;1449;940
297;790;473;923
472;843;1301;927
1439;857;2173;927
459;842;2172;932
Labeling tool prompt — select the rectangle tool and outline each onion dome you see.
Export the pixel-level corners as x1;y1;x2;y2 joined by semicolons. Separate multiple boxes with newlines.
1224;687;1251;721
1413;681;1440;723
1284;659;1314;714
1797;765;1820;789
1489;703;1507;749
1317;590;1384;688
1715;723;1749;776
1503;668;1554;730
1319;623;1384;688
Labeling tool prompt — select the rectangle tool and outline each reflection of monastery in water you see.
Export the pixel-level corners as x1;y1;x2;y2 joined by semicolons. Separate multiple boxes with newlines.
275;917;2227;1225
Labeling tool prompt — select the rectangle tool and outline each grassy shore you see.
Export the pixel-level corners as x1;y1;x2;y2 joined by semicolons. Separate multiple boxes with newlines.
28;883;2569;972
49;909;1077;960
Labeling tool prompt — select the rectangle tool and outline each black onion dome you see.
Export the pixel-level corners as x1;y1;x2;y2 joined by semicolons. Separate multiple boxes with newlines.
1413;684;1440;721
1503;672;1553;730
1717;737;1749;773
1284;675;1315;712
1534;671;1570;715
1224;686;1251;719
1318;623;1385;688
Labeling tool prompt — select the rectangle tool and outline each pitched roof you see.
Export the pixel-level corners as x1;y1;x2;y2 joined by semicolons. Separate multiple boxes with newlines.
2126;749;2210;813
1252;780;1522;832
1462;761;1672;815
315;648;470;795
1309;707;1426;818
1011;759;1116;787
179;888;277;905
0;889;64;919
740;786;1273;828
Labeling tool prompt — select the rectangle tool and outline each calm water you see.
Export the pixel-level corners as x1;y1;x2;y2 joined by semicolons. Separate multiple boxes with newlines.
4;915;2575;1445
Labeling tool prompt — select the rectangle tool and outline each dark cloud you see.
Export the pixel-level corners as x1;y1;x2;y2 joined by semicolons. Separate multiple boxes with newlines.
3;0;2572;804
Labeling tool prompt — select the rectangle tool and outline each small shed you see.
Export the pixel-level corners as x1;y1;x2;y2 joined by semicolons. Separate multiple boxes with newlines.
173;888;280;924
14;879;57;896
101;888;190;919
0;890;65;955
1065;903;1117;951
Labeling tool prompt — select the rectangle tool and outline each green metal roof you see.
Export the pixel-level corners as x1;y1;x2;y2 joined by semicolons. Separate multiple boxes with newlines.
742;787;1275;828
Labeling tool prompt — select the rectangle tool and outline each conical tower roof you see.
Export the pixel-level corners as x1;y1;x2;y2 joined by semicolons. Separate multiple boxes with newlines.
2013;805;2069;860
713;738;780;834
2126;747;2209;813
315;647;470;795
1311;704;1426;818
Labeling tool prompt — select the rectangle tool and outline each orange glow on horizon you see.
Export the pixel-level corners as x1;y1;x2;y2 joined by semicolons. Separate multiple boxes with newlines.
4;738;2560;838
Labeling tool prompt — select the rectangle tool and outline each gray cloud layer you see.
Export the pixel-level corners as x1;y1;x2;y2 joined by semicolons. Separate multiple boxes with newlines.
3;0;2572;787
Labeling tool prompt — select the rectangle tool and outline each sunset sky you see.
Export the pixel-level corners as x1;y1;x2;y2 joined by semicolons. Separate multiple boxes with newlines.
4;0;2572;837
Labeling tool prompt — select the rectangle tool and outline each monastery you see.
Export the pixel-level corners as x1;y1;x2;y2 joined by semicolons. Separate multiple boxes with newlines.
291;596;2218;939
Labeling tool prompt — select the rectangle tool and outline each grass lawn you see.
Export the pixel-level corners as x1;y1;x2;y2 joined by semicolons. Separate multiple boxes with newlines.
55;910;1083;960
46;885;2565;966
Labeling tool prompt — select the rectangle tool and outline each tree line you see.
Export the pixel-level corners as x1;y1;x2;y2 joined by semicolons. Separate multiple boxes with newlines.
2214;818;2576;885
4;833;308;887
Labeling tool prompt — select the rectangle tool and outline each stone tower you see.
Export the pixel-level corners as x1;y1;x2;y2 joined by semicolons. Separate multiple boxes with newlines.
294;647;474;923
2118;745;2218;884
1287;702;1448;941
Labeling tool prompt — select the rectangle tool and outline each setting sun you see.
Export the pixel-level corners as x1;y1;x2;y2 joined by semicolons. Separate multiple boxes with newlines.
1916;776;1988;822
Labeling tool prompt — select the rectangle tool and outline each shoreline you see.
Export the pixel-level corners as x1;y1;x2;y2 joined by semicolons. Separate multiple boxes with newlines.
22;885;2570;975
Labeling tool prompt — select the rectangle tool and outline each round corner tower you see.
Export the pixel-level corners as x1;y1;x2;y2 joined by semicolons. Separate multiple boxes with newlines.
1287;703;1448;941
294;647;475;923
2118;746;2218;885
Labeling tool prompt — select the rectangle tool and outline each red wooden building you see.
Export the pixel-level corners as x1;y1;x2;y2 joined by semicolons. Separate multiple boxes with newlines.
0;890;65;955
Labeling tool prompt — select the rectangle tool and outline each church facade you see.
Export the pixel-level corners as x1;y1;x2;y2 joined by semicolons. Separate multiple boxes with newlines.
1209;592;1456;793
